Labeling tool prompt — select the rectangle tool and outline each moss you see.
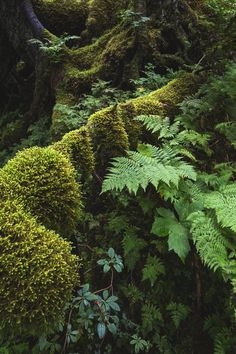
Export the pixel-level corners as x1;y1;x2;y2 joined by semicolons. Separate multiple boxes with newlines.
64;64;101;93
0;194;79;335
111;74;197;147
87;105;129;166
61;25;135;96
2;146;82;237
53;126;95;179
130;73;197;116
86;0;128;36
50;89;78;139
32;0;89;35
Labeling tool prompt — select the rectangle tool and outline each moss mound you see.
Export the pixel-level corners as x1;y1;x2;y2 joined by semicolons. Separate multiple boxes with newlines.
52;126;95;179
0;195;79;334
2;146;82;236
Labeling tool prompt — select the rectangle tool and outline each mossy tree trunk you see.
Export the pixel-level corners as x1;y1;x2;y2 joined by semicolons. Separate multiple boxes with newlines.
0;0;54;121
0;0;206;139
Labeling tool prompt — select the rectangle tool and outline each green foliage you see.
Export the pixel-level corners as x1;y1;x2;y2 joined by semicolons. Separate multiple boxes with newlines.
30;248;124;353
120;10;150;29
51;80;132;137
205;184;236;232
0;115;51;167
29;34;80;64
207;0;236;20
131;64;178;96
166;302;190;329
152;208;190;260
130;334;150;353
142;256;165;287
102;143;196;194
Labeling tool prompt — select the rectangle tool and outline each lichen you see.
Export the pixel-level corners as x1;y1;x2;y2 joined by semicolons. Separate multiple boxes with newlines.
1;146;82;237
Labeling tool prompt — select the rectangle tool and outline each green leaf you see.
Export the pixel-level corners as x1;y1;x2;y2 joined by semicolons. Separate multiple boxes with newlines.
97;322;106;339
168;223;190;260
103;263;111;273
107;323;117;334
109;301;120;312
108;247;115;258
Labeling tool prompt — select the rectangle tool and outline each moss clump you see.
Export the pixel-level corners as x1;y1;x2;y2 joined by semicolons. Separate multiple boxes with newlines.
1;146;82;236
123;73;197;116
0;195;79;335
33;0;89;35
53;126;95;179
87;105;129;166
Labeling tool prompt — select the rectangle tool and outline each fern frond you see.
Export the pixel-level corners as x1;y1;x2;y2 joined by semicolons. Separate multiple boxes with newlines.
166;302;190;329
141;303;162;334
215;122;236;148
189;211;228;271
205;184;236;233
102;145;196;194
134;115;180;138
142;256;165;286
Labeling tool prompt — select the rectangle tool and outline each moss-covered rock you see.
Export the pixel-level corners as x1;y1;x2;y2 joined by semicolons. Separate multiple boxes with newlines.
0;194;79;334
1;146;82;236
53;126;95;179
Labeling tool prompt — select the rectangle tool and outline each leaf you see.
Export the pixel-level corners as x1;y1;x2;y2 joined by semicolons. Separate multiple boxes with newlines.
97;322;106;339
107;323;117;335
103;263;111;273
108;247;115;258
151;208;177;236
109;301;120;312
168;223;190;260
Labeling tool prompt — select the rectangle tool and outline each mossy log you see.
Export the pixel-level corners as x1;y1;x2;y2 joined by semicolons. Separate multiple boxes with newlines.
0;0;208;335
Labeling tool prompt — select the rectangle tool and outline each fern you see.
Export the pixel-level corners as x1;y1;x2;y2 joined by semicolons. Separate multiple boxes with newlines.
215;122;236;148
166;302;190;329
142;256;165;286
102;144;196;194
141;303;162;334
122;229;147;271
189;211;228;271
205;184;236;233
135;115;180;138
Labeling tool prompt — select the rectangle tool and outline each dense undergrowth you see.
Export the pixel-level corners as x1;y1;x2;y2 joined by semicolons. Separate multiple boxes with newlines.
0;0;236;353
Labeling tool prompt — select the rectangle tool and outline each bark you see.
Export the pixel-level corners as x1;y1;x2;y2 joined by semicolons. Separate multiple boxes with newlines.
0;0;44;63
0;27;16;83
0;0;52;120
134;0;147;15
